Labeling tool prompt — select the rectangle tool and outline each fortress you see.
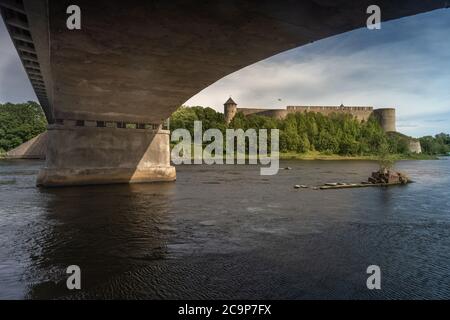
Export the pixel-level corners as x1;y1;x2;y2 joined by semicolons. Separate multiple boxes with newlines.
224;98;397;132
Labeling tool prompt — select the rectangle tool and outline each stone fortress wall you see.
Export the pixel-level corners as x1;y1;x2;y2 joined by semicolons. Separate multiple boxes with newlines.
373;108;396;133
408;140;422;154
224;98;397;133
223;98;422;153
286;106;374;122
237;108;289;120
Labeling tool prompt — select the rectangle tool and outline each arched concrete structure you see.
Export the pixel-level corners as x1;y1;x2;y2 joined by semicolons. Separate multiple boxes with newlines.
0;0;447;186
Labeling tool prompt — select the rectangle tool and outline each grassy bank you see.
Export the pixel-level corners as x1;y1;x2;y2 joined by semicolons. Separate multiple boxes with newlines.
279;151;439;161
171;144;439;161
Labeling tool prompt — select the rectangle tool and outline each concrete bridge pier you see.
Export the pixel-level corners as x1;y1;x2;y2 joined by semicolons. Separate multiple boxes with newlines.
36;122;176;187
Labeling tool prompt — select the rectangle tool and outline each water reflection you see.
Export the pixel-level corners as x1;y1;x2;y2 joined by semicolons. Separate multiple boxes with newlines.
26;183;175;299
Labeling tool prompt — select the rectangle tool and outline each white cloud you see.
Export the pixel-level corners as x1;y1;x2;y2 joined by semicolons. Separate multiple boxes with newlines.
185;9;450;137
0;18;36;103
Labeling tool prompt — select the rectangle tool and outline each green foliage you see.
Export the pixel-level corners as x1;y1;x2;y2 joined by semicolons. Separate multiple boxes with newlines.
169;106;450;157
276;112;390;156
0;101;47;152
378;141;395;170
386;132;411;154
2;102;447;158
339;133;359;155
170;106;226;136
419;133;450;155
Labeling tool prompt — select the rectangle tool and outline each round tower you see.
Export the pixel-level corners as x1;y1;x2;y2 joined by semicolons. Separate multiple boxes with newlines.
224;97;237;124
373;108;396;132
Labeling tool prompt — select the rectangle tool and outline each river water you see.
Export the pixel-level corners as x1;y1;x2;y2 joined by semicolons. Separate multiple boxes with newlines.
0;159;449;299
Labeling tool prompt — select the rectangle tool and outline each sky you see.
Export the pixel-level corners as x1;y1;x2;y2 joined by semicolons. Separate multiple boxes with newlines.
1;9;450;137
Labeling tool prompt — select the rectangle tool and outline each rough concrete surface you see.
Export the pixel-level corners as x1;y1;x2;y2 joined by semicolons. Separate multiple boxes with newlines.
5;132;47;159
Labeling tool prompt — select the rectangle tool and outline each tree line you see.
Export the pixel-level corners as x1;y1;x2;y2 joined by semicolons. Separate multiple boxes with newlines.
0;102;47;154
170;106;450;156
1;103;449;157
419;133;450;155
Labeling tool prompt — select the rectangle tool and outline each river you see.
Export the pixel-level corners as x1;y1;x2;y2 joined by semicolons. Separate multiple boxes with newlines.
0;159;449;299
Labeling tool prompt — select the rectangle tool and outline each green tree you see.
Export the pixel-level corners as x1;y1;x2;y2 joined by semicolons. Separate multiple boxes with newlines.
297;133;311;153
0;101;47;152
339;133;359;155
317;131;339;154
419;133;450;155
170;106;199;136
169;105;450;158
378;141;395;171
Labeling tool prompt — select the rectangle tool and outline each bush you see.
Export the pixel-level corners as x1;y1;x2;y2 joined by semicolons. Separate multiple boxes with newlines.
420;133;450;155
0;101;47;151
170;106;449;157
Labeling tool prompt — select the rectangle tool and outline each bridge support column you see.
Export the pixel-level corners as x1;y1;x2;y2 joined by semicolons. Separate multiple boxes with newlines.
37;124;176;187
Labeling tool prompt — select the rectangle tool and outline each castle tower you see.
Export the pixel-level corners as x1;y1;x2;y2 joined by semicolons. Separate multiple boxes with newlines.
373;108;396;132
224;97;237;124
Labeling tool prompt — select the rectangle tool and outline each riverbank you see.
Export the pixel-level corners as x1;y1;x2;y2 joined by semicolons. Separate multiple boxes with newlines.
171;143;440;161
0;147;440;162
279;151;438;161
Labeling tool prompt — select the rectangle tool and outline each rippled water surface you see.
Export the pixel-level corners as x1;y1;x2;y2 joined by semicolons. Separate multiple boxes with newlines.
0;159;449;299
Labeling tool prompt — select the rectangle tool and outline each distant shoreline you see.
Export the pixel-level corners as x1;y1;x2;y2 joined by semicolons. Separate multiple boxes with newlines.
0;150;442;162
175;148;440;162
279;151;439;161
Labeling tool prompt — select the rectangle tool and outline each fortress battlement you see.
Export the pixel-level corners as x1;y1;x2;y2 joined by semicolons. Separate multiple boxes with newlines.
287;106;373;112
224;98;396;132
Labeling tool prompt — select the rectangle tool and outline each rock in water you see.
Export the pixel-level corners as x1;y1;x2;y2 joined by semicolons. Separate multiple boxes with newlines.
368;170;410;184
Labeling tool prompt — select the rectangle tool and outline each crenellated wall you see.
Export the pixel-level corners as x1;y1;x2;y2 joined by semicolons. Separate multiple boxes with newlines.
236;108;288;120
287;106;374;122
225;103;396;132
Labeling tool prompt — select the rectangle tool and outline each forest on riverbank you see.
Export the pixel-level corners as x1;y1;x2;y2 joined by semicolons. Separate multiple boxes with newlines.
0;102;47;156
170;106;450;158
1;103;449;158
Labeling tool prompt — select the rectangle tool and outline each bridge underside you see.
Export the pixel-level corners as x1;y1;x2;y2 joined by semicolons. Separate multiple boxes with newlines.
0;0;447;186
